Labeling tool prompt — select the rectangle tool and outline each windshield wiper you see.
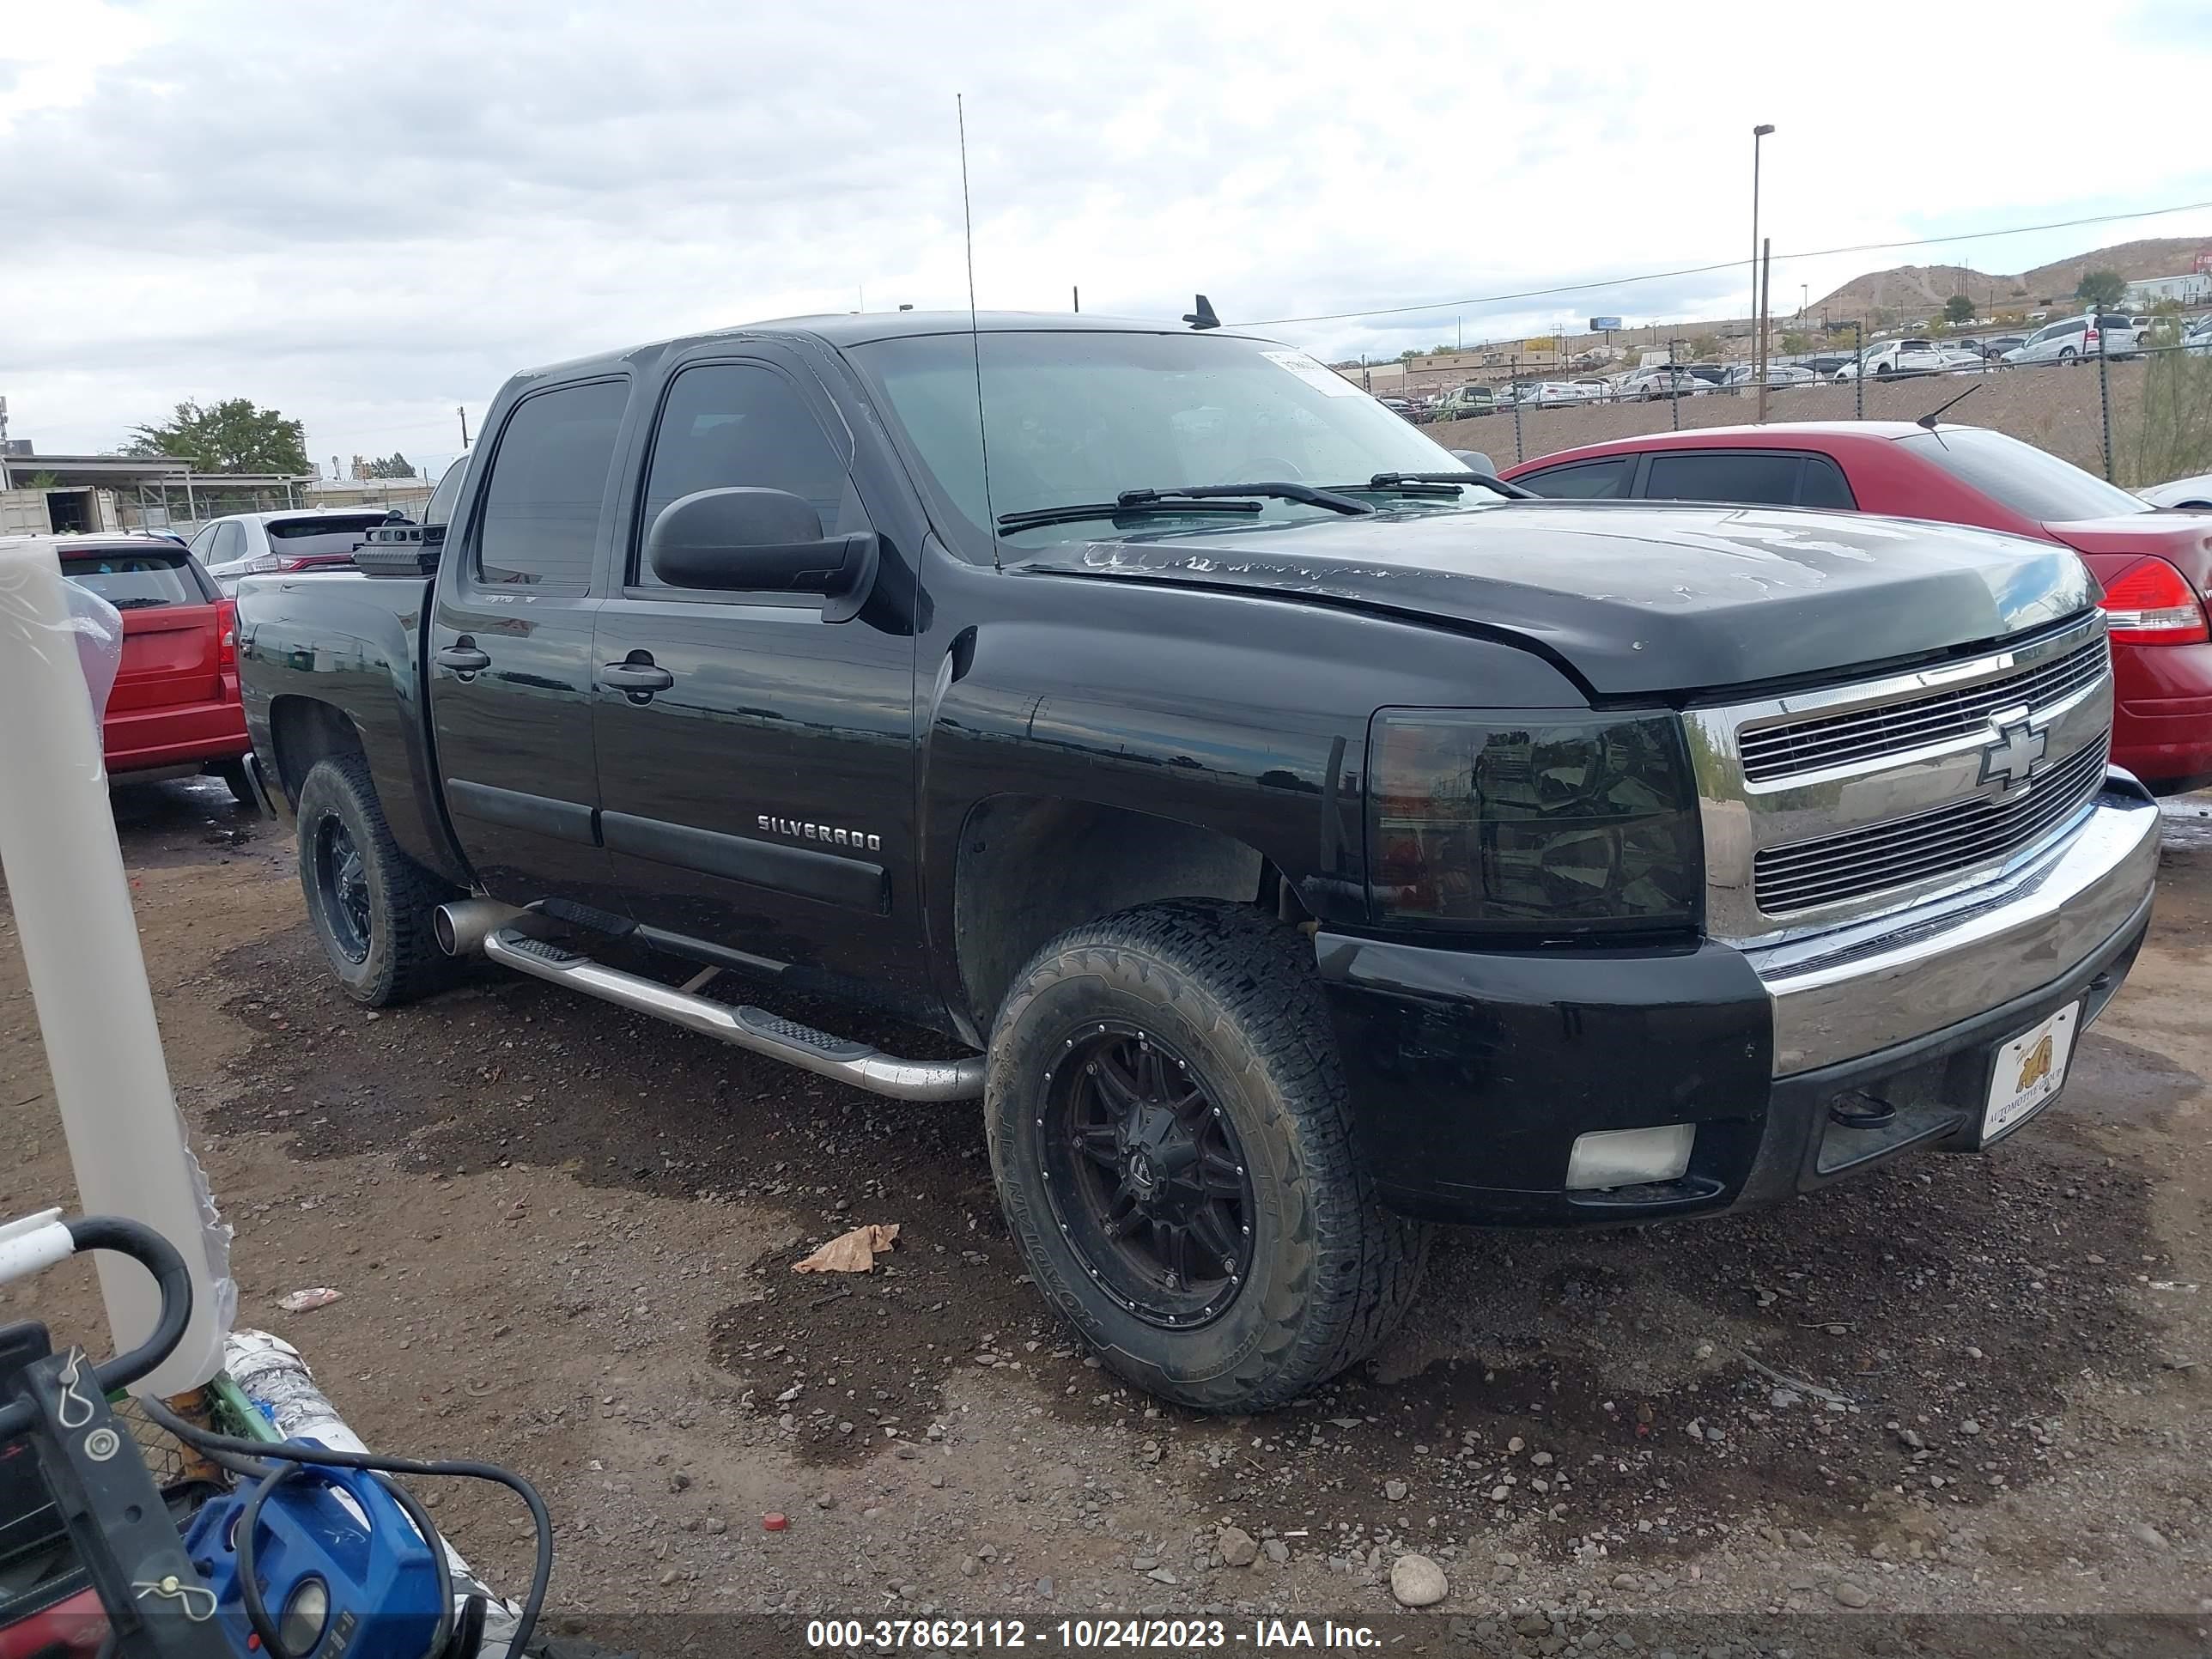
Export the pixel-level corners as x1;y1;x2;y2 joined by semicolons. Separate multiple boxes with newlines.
1116;482;1375;516
997;480;1375;534
1355;471;1534;500
997;498;1264;533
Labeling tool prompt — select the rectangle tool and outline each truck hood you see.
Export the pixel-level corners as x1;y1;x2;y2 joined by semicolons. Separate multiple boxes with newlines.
1012;500;2094;697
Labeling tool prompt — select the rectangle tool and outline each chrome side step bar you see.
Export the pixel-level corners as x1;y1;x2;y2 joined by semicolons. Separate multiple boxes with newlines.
477;925;983;1103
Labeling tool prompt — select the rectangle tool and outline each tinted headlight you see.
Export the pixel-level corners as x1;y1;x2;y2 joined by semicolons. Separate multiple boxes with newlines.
1370;709;1702;933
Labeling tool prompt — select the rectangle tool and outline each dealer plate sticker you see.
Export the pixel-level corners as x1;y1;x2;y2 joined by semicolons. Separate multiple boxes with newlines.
1984;1000;2081;1141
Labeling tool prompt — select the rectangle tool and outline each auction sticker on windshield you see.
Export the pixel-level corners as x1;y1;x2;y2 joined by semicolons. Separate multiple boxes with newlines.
1984;1000;2080;1141
1262;349;1363;396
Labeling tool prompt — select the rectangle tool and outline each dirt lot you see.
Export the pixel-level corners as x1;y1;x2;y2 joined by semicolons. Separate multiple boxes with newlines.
1432;358;2158;483
3;779;2210;1656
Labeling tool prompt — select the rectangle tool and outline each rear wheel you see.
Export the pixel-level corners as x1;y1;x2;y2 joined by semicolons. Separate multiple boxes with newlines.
295;754;459;1006
2059;347;2078;365
987;901;1428;1412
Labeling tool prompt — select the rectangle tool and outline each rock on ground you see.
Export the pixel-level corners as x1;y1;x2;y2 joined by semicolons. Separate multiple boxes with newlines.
1389;1553;1449;1608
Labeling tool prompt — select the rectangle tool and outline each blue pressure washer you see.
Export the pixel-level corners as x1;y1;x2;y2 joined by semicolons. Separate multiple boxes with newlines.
0;1213;547;1659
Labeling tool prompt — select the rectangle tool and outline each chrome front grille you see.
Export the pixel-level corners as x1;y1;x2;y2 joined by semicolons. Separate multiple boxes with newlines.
1738;634;2109;782
1753;731;2110;914
1686;613;2116;945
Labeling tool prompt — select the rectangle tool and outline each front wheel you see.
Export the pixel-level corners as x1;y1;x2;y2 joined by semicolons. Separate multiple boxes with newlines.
986;901;1428;1412
295;754;459;1006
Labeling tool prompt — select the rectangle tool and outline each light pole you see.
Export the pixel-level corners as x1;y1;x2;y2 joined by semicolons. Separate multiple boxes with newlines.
1750;123;1775;407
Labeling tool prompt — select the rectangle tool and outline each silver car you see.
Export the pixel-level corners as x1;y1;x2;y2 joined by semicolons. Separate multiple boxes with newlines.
188;508;397;595
2002;313;2139;367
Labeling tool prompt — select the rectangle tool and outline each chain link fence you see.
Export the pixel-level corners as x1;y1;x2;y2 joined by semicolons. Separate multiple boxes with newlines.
1426;337;2212;491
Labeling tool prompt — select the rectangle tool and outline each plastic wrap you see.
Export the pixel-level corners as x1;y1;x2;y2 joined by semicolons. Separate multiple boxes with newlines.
60;574;124;727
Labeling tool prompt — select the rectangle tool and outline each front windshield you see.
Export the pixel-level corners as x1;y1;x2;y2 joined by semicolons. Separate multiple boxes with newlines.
847;329;1495;552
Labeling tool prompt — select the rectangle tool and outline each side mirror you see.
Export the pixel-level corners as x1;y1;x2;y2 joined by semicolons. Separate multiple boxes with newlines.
1449;450;1497;474
646;488;878;623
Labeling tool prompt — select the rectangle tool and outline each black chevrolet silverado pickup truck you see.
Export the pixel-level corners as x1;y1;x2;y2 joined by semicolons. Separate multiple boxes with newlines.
235;313;2160;1410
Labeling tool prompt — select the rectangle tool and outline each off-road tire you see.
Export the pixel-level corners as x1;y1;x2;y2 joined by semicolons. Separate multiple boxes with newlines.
295;754;459;1006
986;900;1429;1412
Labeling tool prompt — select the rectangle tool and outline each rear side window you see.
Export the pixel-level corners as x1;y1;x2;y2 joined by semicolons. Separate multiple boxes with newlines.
1800;455;1856;510
211;521;247;562
475;380;629;589
634;362;860;587
1517;457;1635;499
1644;450;1803;507
266;514;386;559
61;550;205;610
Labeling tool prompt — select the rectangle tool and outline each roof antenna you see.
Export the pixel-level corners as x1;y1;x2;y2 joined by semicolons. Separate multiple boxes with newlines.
1917;380;1980;433
957;94;999;570
1183;295;1221;331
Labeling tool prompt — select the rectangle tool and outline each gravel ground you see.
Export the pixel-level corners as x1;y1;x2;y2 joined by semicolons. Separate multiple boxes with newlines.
2;777;2208;1658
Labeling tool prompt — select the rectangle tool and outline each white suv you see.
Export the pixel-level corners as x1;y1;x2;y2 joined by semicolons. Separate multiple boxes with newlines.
186;508;396;594
2002;313;2139;367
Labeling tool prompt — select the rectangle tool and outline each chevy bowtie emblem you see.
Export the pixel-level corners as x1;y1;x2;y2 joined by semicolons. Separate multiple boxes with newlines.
1978;717;2046;793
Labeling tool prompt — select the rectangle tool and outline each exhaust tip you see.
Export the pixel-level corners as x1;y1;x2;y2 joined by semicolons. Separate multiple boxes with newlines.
434;905;459;956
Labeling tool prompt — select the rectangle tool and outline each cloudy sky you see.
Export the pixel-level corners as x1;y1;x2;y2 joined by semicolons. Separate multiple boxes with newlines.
6;0;2210;478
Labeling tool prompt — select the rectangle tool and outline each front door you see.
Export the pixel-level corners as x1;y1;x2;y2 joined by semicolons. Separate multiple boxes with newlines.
428;375;629;910
588;354;927;1006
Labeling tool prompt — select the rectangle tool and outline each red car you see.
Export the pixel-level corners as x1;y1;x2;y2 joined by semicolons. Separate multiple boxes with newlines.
51;535;255;803
1501;422;2212;793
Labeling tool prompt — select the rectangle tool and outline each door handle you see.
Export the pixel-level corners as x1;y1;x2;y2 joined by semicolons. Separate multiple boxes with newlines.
599;658;674;694
436;643;491;673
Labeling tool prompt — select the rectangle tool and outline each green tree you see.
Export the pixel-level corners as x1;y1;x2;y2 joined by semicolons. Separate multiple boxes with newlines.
1943;295;1975;325
1779;331;1814;355
125;398;308;474
362;453;415;479
2075;268;2127;309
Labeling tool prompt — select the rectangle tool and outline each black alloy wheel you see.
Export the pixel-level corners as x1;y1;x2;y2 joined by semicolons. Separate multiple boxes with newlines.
1036;1022;1255;1328
315;815;373;964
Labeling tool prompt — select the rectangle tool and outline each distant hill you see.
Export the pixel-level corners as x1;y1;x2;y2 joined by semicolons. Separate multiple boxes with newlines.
1812;236;2209;317
2016;237;2209;297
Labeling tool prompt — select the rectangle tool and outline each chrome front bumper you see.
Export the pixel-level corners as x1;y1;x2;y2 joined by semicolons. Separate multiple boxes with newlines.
1747;775;2160;1076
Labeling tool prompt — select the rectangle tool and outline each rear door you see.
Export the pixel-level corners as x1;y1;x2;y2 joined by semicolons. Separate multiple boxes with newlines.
1638;448;1855;507
587;349;926;994
427;375;629;908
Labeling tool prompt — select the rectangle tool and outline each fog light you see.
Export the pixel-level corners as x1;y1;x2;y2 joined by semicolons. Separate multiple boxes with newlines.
1565;1124;1694;1190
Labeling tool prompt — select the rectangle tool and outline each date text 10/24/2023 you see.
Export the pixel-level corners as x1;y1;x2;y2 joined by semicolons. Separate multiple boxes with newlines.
805;1619;1382;1650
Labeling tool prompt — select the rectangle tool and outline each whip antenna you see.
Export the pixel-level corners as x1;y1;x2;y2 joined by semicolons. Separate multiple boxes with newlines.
957;94;999;570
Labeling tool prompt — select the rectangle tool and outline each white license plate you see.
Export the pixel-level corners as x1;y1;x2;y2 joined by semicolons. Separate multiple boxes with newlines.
1984;1001;2081;1141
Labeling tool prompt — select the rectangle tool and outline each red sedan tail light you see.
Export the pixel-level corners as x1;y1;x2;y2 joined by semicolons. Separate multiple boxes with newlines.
216;598;238;671
2097;555;2210;644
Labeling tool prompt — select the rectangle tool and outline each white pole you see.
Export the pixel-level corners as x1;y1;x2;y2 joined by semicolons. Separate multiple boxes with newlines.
0;538;228;1395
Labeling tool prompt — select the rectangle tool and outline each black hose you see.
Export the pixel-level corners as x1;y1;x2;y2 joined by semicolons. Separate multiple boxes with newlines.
139;1395;550;1659
0;1215;194;1443
70;1217;194;1397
